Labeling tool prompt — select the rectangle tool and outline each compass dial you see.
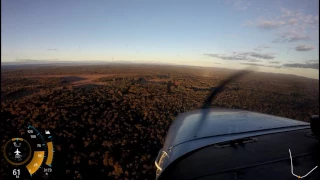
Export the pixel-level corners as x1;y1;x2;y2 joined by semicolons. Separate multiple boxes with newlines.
3;138;32;166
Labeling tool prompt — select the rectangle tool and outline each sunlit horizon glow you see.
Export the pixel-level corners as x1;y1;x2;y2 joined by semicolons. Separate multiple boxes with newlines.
1;0;319;79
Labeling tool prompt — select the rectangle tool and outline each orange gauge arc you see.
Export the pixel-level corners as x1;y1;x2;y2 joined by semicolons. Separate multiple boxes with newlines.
26;151;45;175
46;142;53;166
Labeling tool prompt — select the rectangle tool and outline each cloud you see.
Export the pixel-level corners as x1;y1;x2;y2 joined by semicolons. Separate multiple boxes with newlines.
226;0;252;10
272;30;309;43
48;49;58;51
204;52;275;61
295;45;314;51
283;62;319;70
280;8;293;18
16;59;60;62
254;45;270;51
204;53;246;61
240;63;278;68
280;8;319;27
288;18;298;25
269;61;280;64
307;60;319;63
16;59;43;63
247;7;319;31
246;7;318;44
243;20;254;27
257;20;286;29
246;59;262;62
249;52;274;59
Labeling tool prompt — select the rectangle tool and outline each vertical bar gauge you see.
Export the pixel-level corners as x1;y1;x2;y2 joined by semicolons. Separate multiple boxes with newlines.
46;142;54;166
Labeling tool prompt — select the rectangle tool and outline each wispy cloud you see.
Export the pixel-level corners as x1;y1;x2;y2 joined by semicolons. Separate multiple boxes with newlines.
48;49;58;51
271;8;318;43
240;62;279;68
295;45;314;51
254;45;270;51
205;53;246;61
226;0;252;10
283;62;319;70
249;52;274;59
257;20;286;29
245;7;318;44
272;30;309;43
246;59;262;62
307;60;319;63
204;51;275;61
280;8;319;28
288;18;298;25
16;59;60;62
243;20;254;27
243;19;286;29
269;61;280;64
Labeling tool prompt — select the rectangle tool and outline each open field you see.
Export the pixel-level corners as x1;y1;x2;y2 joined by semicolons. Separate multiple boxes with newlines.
1;64;319;179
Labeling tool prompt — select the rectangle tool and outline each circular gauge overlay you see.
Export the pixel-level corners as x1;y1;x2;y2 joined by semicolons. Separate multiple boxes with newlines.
4;138;32;166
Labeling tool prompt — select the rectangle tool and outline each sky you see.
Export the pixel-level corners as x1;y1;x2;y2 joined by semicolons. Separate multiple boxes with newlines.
1;0;319;79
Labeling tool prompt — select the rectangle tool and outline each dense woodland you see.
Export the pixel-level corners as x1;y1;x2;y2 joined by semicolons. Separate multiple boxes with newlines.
1;64;319;179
